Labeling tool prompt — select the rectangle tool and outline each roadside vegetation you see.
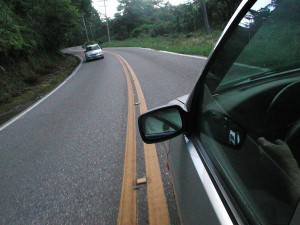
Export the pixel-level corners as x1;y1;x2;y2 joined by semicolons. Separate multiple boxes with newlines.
0;0;242;125
0;54;79;125
101;30;222;56
106;0;241;41
0;0;104;125
100;0;241;56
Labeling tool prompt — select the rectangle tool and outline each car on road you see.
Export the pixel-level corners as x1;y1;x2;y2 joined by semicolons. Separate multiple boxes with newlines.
85;44;104;61
138;0;300;224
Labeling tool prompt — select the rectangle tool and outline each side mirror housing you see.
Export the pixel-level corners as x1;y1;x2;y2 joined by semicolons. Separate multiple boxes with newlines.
138;104;187;144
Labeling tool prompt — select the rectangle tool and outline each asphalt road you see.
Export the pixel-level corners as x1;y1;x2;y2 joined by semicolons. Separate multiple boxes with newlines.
0;47;206;224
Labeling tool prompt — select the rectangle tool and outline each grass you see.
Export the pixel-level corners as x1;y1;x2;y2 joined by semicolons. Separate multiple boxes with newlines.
101;30;223;57
0;53;79;126
237;22;299;70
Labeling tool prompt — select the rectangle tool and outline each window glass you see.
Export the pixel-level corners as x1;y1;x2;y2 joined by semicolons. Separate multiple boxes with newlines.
198;0;300;224
86;45;100;51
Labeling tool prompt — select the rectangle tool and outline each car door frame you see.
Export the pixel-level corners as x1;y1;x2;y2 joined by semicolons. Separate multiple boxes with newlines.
167;0;259;224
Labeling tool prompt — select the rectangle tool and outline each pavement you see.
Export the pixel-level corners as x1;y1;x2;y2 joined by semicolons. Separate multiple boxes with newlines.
0;46;206;224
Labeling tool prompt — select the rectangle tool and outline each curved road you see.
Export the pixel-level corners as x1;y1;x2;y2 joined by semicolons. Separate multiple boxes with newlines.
0;47;206;224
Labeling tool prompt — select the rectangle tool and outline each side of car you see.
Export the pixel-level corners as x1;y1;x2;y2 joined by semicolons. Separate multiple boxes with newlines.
139;0;300;224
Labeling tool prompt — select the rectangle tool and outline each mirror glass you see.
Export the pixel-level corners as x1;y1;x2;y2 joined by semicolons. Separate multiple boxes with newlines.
141;107;182;141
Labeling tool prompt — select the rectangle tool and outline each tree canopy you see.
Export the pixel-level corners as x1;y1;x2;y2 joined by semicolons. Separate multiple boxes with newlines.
108;0;241;40
0;0;104;61
0;0;242;59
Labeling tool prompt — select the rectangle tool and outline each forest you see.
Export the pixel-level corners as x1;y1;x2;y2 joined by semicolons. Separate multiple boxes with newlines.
0;0;241;106
0;0;104;106
0;0;242;61
0;0;104;64
107;0;241;41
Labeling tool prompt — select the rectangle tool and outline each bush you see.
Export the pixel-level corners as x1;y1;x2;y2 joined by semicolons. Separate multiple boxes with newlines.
131;24;155;38
0;93;11;105
23;73;40;85
152;22;175;37
96;38;107;45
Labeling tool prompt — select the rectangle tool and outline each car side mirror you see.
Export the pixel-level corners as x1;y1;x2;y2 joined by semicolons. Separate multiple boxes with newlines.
138;105;187;144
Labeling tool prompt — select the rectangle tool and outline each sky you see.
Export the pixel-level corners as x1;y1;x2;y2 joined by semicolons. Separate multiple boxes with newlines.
92;0;190;19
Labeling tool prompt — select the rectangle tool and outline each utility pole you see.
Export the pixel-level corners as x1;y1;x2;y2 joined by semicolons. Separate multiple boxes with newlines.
103;0;111;42
81;13;90;42
200;0;211;34
94;0;111;42
89;23;95;41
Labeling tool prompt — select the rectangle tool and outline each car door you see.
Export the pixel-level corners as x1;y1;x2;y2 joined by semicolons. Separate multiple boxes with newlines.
167;0;300;224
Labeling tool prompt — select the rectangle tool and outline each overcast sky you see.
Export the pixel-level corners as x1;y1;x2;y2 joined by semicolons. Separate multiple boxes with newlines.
92;0;190;18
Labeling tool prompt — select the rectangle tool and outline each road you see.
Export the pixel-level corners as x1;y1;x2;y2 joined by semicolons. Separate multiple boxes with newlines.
0;47;206;224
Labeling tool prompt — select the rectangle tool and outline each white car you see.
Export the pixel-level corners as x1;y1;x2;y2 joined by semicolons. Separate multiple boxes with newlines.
85;44;104;61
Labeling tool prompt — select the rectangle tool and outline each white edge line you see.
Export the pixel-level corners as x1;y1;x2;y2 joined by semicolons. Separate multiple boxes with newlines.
142;47;207;60
185;136;233;225
0;55;83;132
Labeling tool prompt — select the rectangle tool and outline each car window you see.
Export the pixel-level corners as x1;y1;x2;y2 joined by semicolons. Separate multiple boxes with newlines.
197;0;300;224
206;0;299;93
86;45;100;51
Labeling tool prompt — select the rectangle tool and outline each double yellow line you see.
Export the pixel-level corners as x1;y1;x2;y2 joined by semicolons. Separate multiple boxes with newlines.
107;52;170;225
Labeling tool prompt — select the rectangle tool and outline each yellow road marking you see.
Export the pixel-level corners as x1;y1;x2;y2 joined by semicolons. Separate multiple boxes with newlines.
111;52;170;225
111;53;137;225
